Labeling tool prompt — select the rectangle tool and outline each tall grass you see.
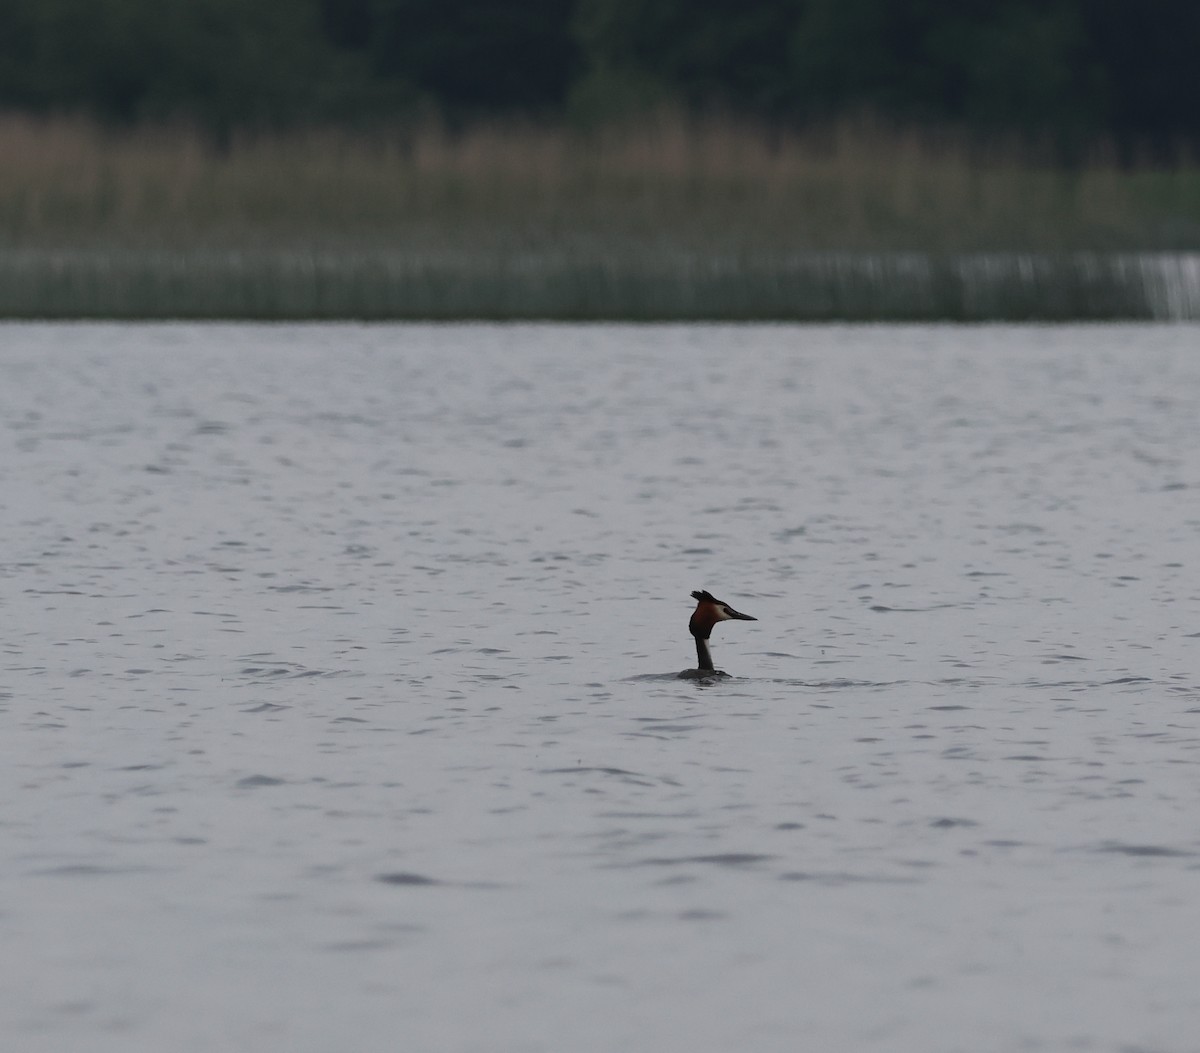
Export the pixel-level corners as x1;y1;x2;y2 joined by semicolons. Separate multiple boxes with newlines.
3;113;1199;252
1;113;1198;318
1;248;1195;320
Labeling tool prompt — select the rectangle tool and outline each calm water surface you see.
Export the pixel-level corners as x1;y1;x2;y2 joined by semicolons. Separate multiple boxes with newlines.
3;322;1200;1052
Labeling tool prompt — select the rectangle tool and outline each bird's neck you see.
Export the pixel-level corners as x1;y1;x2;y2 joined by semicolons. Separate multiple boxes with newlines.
694;635;714;671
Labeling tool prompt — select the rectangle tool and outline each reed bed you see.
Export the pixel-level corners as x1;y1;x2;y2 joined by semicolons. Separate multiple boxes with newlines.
2;248;1195;321
1;114;1199;318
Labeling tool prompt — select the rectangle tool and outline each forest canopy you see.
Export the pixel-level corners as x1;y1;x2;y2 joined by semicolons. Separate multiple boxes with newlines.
0;0;1196;149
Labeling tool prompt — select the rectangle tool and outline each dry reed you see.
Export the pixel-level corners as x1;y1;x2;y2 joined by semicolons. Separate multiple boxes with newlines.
1;113;1198;318
1;112;1198;253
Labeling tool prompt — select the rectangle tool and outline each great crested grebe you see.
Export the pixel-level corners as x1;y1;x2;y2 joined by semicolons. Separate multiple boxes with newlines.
678;589;757;679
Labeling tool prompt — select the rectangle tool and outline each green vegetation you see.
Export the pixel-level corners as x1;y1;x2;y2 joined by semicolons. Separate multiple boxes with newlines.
5;246;1194;321
2;1;1198;318
0;115;1196;320
1;1;1198;151
3;115;1199;254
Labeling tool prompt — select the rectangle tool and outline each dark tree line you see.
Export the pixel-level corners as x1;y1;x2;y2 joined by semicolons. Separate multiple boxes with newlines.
0;0;1196;150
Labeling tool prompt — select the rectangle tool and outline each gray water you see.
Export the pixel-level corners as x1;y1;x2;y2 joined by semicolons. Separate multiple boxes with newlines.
3;322;1200;1052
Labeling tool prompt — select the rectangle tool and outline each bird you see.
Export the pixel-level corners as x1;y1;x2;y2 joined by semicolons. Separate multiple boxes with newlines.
678;589;757;679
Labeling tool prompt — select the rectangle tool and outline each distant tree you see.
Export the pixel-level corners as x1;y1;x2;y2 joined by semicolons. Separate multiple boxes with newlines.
320;0;374;50
141;0;374;131
0;3;48;107
365;0;580;111
0;0;1197;150
0;0;391;134
1081;0;1200;155
572;0;801;112
788;0;1102;134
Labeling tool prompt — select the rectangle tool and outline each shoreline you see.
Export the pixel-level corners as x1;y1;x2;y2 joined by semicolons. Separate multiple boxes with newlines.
1;249;1196;321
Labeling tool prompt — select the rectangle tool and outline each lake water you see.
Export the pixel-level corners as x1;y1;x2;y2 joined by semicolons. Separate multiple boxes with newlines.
3;321;1200;1052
